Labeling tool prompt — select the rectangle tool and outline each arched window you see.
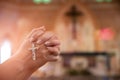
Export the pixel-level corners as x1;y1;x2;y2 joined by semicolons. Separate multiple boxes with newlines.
0;40;11;64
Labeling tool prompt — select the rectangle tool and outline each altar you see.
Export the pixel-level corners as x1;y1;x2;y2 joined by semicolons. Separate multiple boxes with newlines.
60;52;111;74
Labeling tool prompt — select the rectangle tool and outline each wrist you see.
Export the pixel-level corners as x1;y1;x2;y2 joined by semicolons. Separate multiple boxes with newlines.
15;50;47;72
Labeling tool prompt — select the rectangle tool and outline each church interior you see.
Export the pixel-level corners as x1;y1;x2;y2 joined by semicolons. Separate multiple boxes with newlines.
0;0;120;80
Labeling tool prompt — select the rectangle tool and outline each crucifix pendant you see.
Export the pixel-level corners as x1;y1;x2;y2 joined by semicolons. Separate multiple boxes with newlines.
29;43;39;60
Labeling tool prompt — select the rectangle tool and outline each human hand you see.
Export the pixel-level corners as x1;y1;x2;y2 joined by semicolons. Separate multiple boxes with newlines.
0;26;60;80
16;26;60;69
29;27;60;61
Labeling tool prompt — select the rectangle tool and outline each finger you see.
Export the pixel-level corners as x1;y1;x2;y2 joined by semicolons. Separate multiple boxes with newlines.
27;26;45;38
46;47;60;56
46;44;60;52
36;32;54;45
30;27;46;42
27;26;46;42
44;54;60;61
44;40;60;47
30;30;45;42
49;56;60;61
38;48;60;61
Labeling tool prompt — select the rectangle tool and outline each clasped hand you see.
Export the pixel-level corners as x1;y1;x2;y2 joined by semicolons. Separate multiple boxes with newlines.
17;26;60;68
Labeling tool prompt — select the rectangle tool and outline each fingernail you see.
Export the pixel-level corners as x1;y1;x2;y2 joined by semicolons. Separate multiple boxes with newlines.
37;40;42;44
45;41;50;45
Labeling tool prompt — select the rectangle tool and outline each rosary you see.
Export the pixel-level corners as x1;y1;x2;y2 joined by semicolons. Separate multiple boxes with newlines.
29;43;39;60
29;42;57;61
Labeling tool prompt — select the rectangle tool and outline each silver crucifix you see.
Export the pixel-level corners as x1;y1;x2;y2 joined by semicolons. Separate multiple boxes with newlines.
29;43;39;60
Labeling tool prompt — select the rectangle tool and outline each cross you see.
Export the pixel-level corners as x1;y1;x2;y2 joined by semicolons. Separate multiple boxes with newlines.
65;5;83;39
29;43;39;60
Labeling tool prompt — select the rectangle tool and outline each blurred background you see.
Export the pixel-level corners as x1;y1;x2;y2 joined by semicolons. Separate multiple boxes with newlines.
0;0;120;80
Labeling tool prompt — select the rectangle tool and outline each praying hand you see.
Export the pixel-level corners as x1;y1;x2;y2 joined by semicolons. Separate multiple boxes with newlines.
0;26;60;80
